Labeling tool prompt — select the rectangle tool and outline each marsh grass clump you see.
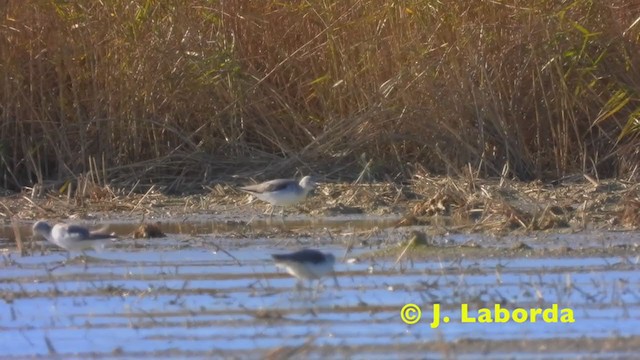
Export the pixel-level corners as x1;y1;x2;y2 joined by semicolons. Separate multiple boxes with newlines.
401;174;638;233
0;1;638;190
618;197;640;228
133;223;166;239
319;182;400;215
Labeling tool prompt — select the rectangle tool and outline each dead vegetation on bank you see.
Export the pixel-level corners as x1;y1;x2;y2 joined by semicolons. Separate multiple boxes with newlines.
0;1;639;191
398;174;640;233
0;173;637;235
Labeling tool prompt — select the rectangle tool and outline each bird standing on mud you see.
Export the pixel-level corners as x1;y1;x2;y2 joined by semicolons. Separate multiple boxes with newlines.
238;176;317;218
32;220;118;254
271;248;340;290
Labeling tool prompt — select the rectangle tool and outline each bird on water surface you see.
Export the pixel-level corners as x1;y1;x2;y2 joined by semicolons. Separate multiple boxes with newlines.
239;176;317;218
271;248;340;290
32;220;118;254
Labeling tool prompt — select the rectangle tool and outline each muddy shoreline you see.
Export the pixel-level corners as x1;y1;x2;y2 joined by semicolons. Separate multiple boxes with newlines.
1;177;638;229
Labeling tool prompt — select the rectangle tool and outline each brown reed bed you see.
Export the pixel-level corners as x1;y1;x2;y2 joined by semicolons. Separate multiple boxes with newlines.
0;1;638;192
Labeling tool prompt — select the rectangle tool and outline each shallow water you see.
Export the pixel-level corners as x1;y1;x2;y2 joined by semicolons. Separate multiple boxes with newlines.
0;217;639;358
1;214;402;237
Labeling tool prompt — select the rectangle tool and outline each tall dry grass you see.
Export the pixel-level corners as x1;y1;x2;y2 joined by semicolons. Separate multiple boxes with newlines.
0;0;638;191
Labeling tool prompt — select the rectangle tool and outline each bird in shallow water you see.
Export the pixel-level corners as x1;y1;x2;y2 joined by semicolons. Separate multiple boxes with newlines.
32;220;118;256
271;248;340;290
239;176;317;219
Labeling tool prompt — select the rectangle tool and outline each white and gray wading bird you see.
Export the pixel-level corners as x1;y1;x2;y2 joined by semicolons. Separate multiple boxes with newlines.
32;220;118;254
271;249;340;289
239;176;317;218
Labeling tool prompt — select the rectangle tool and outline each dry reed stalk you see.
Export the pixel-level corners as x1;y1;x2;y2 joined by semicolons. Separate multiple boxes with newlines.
21;196;48;214
128;185;157;216
0;1;638;189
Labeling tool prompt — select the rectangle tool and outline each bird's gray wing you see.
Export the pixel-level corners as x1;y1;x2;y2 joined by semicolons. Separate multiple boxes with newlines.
89;230;117;240
64;224;115;240
272;249;325;264
89;225;117;239
64;224;92;240
240;179;294;194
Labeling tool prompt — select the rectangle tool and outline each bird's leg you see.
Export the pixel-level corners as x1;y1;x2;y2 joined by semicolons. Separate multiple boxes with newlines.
291;280;312;301
280;207;287;222
311;280;320;299
332;273;341;289
268;205;274;219
81;251;88;271
51;251;71;270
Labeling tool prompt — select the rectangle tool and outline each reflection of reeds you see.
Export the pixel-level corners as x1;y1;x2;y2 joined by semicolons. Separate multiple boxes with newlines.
11;216;26;256
0;1;638;191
